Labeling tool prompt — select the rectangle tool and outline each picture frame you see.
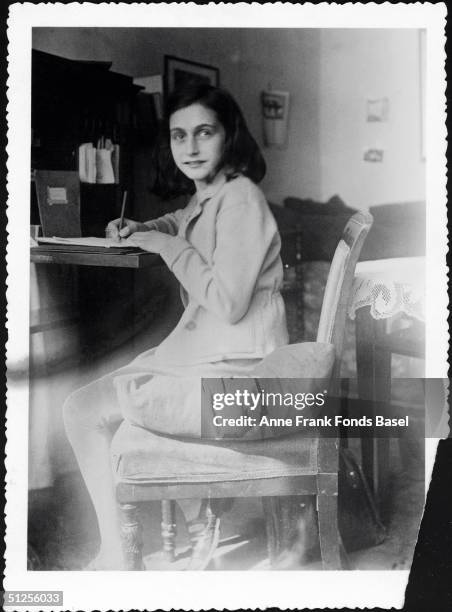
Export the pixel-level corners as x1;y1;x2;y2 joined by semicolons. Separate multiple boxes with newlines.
261;90;290;148
164;55;220;99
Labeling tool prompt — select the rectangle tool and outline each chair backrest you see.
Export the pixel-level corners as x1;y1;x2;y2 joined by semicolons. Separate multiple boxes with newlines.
315;212;373;475
316;211;373;374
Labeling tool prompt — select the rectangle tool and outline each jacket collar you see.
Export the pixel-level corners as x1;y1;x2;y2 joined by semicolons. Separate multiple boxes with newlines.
194;170;228;207
184;171;230;227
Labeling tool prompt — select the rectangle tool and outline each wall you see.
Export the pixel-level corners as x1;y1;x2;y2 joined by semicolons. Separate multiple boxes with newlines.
32;27;322;205
32;27;425;208
319;29;425;209
225;29;321;204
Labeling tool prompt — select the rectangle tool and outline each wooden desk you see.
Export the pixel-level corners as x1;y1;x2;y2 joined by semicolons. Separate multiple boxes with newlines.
30;246;165;375
29;247;168;490
31;247;159;269
30;247;165;370
30;246;161;365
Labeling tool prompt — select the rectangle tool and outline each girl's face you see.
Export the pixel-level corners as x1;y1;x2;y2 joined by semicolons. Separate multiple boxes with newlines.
169;103;226;190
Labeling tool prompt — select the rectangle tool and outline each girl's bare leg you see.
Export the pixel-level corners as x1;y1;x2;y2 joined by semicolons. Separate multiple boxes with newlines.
63;379;125;569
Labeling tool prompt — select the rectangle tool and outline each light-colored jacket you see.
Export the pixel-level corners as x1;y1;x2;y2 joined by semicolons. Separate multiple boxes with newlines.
148;173;288;365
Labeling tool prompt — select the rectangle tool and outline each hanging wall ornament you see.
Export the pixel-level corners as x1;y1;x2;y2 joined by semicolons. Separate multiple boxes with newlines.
261;89;290;149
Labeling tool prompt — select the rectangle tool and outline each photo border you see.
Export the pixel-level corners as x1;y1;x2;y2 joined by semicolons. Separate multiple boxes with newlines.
5;3;448;611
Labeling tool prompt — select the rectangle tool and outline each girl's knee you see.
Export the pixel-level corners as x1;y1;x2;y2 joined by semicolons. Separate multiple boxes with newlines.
63;383;123;433
63;388;95;430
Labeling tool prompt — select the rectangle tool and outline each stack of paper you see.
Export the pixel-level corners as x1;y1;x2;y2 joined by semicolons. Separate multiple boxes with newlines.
37;236;137;249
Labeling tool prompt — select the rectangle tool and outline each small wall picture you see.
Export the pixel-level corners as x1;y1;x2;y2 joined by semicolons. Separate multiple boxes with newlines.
164;56;219;98
261;90;290;148
366;97;389;122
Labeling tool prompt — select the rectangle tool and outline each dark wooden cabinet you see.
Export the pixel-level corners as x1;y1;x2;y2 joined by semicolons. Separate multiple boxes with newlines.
31;49;143;235
30;50;170;370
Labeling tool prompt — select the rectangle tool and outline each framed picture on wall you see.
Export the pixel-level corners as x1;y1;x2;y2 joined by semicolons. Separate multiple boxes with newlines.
164;55;220;99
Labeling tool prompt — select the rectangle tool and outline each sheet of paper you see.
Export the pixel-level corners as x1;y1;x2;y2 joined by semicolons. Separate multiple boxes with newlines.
37;236;134;249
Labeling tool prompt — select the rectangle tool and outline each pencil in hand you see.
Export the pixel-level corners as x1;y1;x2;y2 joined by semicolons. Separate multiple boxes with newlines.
117;190;128;241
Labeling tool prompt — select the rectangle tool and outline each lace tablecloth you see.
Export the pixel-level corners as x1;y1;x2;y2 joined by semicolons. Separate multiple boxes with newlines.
349;257;425;322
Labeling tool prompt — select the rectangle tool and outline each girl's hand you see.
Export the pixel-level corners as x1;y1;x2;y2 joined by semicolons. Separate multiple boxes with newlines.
126;230;171;254
105;218;148;241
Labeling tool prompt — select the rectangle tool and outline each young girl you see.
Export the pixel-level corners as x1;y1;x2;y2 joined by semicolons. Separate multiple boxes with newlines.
63;84;289;570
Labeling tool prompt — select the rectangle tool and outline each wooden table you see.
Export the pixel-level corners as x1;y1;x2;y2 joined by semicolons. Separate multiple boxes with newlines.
30;247;160;337
31;246;159;268
29;247;163;489
30;246;162;365
349;257;425;516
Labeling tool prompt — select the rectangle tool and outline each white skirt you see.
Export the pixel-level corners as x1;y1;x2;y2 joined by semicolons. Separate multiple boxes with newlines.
72;346;261;438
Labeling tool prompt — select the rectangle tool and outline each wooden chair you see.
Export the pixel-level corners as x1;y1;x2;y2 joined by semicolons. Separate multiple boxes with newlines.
110;211;373;570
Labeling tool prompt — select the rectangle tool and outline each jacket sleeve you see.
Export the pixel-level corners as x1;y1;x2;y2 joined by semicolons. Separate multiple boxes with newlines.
158;186;280;324
144;208;185;236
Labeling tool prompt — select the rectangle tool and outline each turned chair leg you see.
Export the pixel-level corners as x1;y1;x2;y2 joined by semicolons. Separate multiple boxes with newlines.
262;496;281;564
161;500;177;562
263;496;318;568
119;502;144;570
262;496;299;566
317;493;342;570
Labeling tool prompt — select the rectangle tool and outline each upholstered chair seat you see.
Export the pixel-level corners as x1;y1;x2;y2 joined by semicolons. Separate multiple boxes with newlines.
112;422;319;485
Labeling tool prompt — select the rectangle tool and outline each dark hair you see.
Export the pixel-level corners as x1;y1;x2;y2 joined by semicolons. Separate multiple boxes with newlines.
153;83;266;198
